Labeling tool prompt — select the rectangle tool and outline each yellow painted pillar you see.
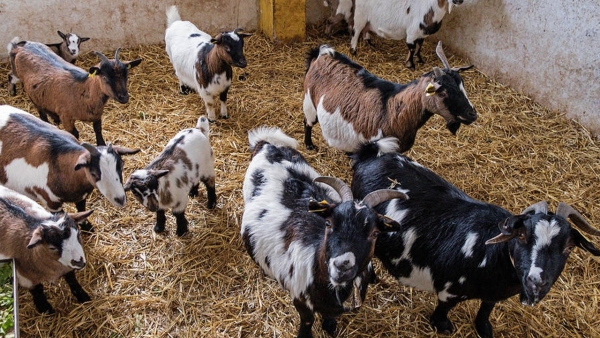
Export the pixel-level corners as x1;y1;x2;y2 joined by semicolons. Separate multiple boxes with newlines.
259;0;306;43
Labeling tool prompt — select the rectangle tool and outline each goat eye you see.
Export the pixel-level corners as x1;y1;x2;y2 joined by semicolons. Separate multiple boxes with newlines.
371;230;380;238
518;233;527;242
325;220;332;227
48;246;59;252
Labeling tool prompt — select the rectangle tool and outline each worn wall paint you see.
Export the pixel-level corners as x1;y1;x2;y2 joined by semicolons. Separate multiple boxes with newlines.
435;0;600;137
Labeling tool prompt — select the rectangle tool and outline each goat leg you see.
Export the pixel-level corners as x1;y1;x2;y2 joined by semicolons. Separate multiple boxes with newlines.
293;298;315;338
92;120;106;146
64;270;91;303
430;298;459;334
474;301;496;338
30;283;54;314
203;178;217;209
174;211;188;237
154;210;166;233
75;199;94;232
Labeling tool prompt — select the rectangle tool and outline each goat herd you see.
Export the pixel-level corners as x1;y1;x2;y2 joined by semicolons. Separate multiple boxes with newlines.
1;2;599;338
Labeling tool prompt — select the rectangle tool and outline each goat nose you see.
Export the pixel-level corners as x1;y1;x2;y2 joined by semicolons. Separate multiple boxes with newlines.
526;275;548;291
335;259;352;271
114;196;126;207
72;258;86;269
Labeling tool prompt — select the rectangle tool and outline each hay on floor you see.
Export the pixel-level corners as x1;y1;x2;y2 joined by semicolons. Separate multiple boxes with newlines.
1;24;599;338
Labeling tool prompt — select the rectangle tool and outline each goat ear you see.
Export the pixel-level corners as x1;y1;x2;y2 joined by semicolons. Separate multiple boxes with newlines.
27;227;44;249
150;170;170;179
569;229;600;256
308;199;333;217
377;214;401;232
124;58;142;70
451;65;474;73
80;37;90;43
485;216;526;245
68;210;94;224
57;30;66;39
211;34;223;44
88;66;100;77
74;151;91;171
112;145;141;156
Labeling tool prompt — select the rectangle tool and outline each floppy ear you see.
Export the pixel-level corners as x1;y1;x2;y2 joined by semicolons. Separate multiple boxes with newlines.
27;227;44;249
80;37;90;43
74;152;91;171
485;216;526;245
569;229;600;256
308;199;333;217
377;214;401;232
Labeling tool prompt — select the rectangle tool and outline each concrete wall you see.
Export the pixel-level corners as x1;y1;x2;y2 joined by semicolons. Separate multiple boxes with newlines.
435;0;600;138
0;0;258;59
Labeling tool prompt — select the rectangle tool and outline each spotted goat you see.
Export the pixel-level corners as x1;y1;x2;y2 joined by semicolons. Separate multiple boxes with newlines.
241;126;406;338
303;42;476;153
0;105;139;231
350;137;600;338
124;116;216;237
351;0;464;69
0;185;93;314
46;30;90;64
165;5;251;122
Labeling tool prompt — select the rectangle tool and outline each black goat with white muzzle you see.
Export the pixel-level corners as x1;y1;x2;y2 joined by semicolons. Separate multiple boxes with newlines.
350;137;600;338
241;127;406;338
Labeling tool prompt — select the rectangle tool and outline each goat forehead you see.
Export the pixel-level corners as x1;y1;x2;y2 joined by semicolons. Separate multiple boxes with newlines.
533;218;562;247
225;31;240;42
68;35;79;45
42;214;68;230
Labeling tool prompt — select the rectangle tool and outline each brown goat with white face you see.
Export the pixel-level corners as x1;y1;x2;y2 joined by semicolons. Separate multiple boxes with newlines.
46;30;90;64
303;42;477;153
7;38;142;146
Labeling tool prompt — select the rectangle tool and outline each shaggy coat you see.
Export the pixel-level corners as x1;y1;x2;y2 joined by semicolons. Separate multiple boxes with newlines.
7;38;142;145
0;185;93;314
124;116;216;237
350;137;600;338
0;105;139;231
165;5;251;121
303;43;477;153
46;30;90;64
351;0;464;69
241;126;406;338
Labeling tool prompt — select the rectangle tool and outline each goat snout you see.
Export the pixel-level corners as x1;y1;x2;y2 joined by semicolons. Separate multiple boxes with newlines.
234;58;247;68
114;195;126;207
329;252;357;285
452;0;464;4
521;274;550;305
71;257;86;270
115;93;130;104
459;109;477;124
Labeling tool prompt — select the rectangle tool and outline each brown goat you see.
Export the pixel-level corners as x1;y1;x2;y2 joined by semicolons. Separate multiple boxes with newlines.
7;38;142;145
46;30;90;64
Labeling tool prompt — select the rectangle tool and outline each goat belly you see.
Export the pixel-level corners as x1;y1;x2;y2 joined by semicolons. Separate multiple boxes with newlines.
201;72;231;95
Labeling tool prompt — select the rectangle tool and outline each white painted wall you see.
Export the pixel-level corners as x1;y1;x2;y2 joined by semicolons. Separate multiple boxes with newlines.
435;0;600;137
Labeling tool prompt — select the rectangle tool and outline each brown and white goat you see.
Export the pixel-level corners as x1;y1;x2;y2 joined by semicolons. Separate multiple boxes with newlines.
46;30;90;64
303;42;477;153
0;105;140;231
165;5;252;122
124;116;217;237
7;38;142;145
0;185;93;314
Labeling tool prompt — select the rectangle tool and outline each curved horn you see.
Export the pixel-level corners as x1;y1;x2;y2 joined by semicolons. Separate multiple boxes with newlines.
314;176;353;202
435;41;451;70
521;201;548;215
362;189;408;208
556;202;600;236
94;51;110;64
114;47;121;62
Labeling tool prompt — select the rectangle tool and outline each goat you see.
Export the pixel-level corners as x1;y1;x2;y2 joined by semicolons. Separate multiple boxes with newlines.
350;137;600;338
165;5;252;122
350;0;464;69
303;42;477;153
0;185;93;314
0;105;140;231
324;0;354;36
241;126;407;338
7;37;142;145
124;116;216;237
46;30;90;64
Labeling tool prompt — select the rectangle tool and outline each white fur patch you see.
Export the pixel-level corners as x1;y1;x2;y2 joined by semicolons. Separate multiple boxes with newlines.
0;105;29;129
57;225;86;269
67;35;80;55
318;45;335;57
528;219;561;281
3;158;61;206
226;31;240;41
303;89;318;126
399;265;435;292
478;257;487;268
390;227;417;266
94;148;127;208
438;281;456;302
459;82;474;109
329;251;356;286
458;276;466;284
461;232;479;258
0;254;10;260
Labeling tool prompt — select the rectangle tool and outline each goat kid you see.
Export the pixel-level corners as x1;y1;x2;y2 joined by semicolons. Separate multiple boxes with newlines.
0;185;93;314
46;30;90;64
7;38;142;145
350;137;600;338
165;5;251;122
124;116;217;237
242;126;406;338
351;0;464;69
303;42;476;153
0;105;139;231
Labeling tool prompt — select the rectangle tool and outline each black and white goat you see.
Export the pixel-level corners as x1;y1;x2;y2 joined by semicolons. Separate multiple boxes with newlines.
241;126;406;338
46;30;90;64
0;105;140;231
350;138;600;338
0;185;93;314
351;0;464;69
165;5;251;122
303;42;476;153
7;37;142;145
124;116;216;237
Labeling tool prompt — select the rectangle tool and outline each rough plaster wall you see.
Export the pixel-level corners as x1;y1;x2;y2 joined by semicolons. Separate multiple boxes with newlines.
0;0;258;60
435;0;600;137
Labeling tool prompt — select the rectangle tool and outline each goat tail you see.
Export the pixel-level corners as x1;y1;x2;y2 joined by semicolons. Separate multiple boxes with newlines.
196;116;210;138
248;126;298;151
6;36;20;54
166;5;181;27
351;137;400;163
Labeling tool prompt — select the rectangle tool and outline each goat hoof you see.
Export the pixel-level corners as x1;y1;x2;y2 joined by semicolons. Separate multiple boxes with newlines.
306;144;317;151
220;115;229;120
176;228;188;237
350;48;357;55
153;224;166;233
206;200;216;210
322;318;337;336
431;317;454;335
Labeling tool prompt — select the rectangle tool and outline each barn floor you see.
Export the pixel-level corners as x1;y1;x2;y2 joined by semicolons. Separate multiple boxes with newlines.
1;26;600;338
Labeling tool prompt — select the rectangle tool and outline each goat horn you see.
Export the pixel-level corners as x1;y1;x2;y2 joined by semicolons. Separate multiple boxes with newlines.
435;41;451;70
362;190;407;208
314;176;353;202
114;48;121;62
95;51;110;64
556;202;600;236
521;201;548;215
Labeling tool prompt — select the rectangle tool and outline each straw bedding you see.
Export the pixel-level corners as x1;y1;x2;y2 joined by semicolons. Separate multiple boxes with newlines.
1;25;599;338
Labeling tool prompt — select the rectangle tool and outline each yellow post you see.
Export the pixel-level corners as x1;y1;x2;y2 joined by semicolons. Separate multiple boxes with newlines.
259;0;306;43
